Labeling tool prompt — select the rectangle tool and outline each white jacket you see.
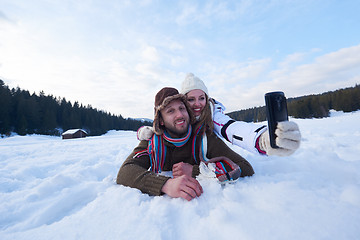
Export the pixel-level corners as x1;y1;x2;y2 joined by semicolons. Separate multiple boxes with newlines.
211;99;267;154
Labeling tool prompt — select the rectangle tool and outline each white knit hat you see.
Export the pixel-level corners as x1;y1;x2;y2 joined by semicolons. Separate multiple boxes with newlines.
181;73;209;96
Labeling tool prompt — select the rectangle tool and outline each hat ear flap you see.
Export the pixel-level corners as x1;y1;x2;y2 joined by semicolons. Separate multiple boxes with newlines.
153;110;164;135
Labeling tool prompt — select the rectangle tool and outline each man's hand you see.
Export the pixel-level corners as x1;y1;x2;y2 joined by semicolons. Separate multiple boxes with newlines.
172;162;193;178
161;175;203;201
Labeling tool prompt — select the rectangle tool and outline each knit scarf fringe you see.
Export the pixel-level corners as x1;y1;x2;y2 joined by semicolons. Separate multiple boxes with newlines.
192;125;210;163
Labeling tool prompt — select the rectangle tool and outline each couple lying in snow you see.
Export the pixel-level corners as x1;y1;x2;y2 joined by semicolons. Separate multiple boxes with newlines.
116;73;301;201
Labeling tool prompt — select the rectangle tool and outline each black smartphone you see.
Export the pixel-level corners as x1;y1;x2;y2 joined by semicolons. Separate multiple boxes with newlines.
265;91;289;148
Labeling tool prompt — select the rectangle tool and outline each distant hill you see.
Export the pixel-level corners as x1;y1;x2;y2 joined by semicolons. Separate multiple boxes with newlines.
133;118;153;123
227;84;360;122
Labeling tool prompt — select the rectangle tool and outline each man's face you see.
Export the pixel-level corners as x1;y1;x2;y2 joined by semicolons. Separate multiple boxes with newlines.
160;99;190;138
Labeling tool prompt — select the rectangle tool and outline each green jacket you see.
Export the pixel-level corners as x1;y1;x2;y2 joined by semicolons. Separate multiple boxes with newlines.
116;132;254;196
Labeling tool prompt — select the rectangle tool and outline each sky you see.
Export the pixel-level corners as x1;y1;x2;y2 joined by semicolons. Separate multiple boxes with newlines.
0;0;359;119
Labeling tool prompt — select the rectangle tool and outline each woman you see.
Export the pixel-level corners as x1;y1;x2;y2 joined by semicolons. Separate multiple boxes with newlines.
138;73;301;157
181;73;301;156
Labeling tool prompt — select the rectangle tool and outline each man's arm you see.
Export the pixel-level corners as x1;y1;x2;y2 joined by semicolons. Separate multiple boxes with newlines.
117;141;203;200
116;141;170;196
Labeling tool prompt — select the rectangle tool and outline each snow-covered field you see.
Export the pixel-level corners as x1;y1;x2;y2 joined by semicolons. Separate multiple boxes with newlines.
1;111;360;240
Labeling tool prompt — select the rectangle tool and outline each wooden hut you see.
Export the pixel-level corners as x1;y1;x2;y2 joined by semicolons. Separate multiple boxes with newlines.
62;129;87;140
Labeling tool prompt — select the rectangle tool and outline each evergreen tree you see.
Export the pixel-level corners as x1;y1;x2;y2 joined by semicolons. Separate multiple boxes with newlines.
0;80;12;135
4;80;358;135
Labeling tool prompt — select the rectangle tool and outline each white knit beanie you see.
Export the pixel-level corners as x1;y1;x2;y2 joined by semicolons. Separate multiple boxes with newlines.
181;73;209;96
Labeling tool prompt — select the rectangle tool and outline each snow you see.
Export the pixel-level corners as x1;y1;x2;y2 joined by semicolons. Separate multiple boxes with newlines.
1;111;360;240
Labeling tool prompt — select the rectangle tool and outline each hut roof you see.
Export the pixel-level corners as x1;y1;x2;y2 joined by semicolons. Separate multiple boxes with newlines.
62;129;88;136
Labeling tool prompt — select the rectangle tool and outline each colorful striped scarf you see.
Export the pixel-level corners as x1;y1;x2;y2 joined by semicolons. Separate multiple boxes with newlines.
192;124;209;163
148;125;192;173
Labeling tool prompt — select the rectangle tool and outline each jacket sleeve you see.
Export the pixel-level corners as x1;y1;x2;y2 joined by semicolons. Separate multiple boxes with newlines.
211;98;267;154
206;134;255;177
116;140;170;196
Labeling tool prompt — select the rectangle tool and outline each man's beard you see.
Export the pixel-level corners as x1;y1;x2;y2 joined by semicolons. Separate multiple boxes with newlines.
164;119;189;138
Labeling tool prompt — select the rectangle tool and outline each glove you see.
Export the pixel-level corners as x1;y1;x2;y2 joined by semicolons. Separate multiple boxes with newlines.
137;126;154;141
259;121;301;156
199;156;241;184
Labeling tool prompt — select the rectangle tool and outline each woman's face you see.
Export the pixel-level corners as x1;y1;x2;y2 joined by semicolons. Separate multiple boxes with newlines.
186;89;207;117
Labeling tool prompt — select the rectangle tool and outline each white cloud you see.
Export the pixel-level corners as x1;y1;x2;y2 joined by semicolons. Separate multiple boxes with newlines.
0;10;11;23
278;52;307;69
175;0;253;26
214;44;360;113
277;45;360;92
141;46;160;62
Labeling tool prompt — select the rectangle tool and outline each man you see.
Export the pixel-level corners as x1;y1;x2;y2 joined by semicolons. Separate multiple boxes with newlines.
116;87;254;201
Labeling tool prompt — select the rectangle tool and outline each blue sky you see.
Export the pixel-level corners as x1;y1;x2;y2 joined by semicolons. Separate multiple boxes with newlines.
0;0;359;119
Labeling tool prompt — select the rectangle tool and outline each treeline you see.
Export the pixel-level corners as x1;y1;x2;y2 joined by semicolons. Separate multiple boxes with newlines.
227;84;360;122
0;80;152;136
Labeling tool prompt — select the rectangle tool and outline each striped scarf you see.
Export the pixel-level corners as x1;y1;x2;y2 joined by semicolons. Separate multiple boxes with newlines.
148;125;192;173
192;124;210;163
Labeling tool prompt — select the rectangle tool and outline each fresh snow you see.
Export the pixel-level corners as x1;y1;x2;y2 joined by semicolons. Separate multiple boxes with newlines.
1;111;360;240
